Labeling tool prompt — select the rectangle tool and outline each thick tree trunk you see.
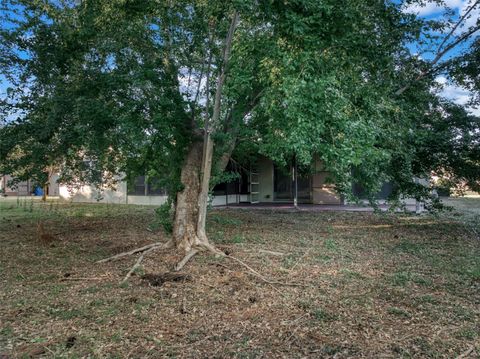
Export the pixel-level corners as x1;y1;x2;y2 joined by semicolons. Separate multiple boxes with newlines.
42;184;47;202
172;140;220;259
171;11;239;269
173;141;202;252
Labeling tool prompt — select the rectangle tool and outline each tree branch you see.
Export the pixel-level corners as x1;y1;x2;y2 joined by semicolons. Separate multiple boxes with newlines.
197;11;240;237
437;0;480;53
208;11;239;131
395;3;480;97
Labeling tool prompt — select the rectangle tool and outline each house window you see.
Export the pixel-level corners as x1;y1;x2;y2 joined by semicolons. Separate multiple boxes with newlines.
127;176;167;196
212;180;242;196
212;182;227;196
147;178;166;196
128;176;147;196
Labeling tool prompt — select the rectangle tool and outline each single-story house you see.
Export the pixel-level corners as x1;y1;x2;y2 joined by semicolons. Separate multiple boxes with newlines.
0;174;60;197
58;156;422;209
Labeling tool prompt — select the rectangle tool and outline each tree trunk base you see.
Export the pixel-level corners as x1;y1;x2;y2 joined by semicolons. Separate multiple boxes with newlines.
173;232;225;271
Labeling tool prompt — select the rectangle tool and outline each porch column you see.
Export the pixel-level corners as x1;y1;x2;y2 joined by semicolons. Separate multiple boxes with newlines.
293;156;298;208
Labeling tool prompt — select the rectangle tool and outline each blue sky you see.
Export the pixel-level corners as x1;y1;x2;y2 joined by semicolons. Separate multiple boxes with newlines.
403;0;480;115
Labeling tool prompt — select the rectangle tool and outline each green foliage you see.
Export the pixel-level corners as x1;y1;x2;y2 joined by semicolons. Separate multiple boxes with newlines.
0;0;478;210
153;201;174;234
0;0;193;191
449;37;480;108
209;170;239;195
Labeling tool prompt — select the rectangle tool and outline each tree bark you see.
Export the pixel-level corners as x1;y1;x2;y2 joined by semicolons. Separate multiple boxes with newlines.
172;141;203;253
170;12;239;269
172;140;221;255
215;138;236;176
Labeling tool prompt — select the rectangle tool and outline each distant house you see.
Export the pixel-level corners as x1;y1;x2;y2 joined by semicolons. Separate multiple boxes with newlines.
58;155;420;209
0;174;60;197
1;175;33;196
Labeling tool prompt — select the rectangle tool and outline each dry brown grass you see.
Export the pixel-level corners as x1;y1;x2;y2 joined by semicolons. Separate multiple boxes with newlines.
0;199;479;358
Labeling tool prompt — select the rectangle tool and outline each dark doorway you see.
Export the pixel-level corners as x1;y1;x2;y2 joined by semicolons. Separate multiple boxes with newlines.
274;164;312;203
296;170;312;203
274;165;293;201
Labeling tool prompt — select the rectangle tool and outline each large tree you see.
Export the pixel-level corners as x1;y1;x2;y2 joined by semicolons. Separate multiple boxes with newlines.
1;0;479;268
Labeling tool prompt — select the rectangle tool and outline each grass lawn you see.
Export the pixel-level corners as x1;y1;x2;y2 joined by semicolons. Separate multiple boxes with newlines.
0;197;479;358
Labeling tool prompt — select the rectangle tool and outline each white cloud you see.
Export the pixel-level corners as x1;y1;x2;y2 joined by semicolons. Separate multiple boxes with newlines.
403;0;464;16
470;108;480;116
436;76;480;116
442;85;471;105
436;75;448;85
403;0;479;33
458;0;480;30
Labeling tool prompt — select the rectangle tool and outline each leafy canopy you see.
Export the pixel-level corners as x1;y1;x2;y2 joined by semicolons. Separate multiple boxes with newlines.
0;0;479;203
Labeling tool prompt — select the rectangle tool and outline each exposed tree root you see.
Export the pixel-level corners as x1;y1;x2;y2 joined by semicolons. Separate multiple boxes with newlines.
97;239;174;263
226;254;308;287
174;242;308;287
174;248;200;271
121;246;156;284
173;231;225;271
98;237;307;287
97;240;174;285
